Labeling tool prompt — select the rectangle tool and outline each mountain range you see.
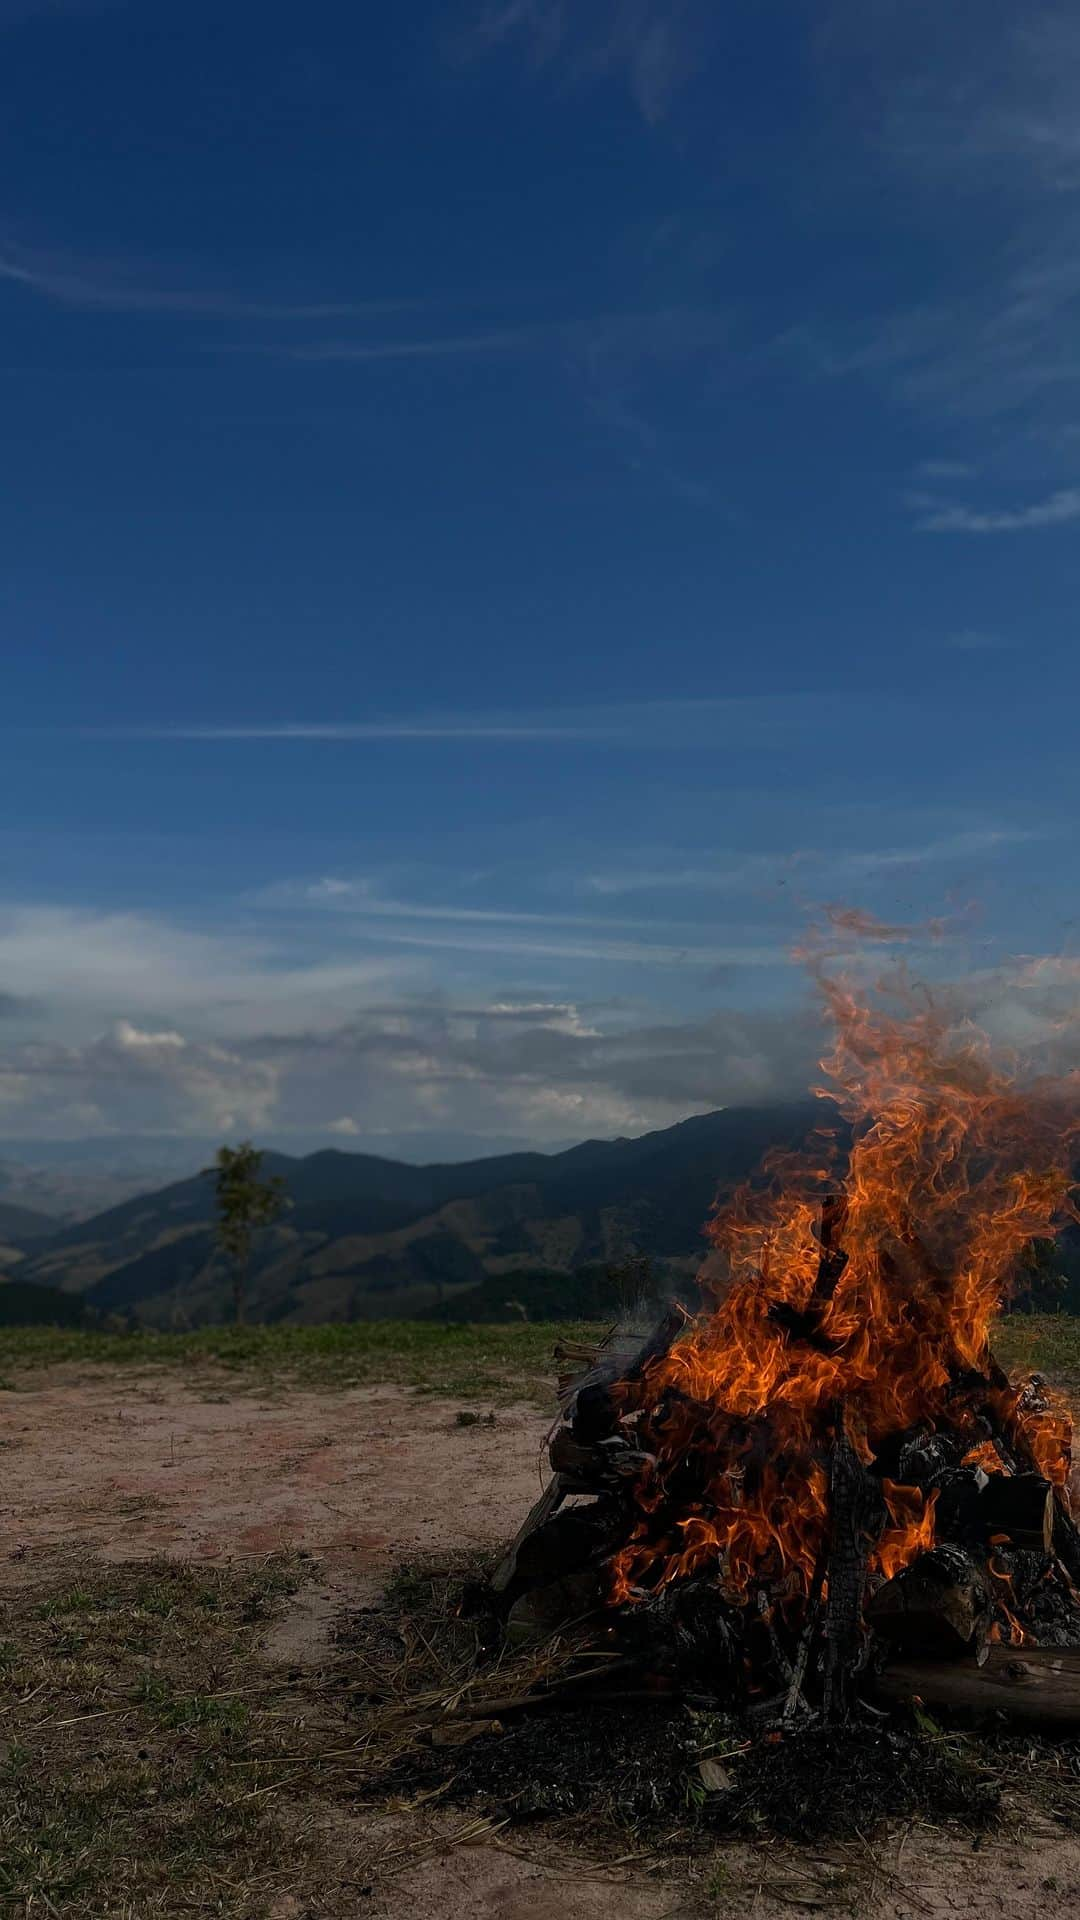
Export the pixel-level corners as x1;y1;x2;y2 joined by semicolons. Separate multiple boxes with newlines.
0;1102;834;1328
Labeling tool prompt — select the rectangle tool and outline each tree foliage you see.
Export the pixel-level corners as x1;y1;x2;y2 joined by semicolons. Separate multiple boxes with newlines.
202;1142;288;1325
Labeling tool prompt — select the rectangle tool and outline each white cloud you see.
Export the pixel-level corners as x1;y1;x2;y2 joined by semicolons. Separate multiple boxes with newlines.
916;487;1080;534
3;1024;280;1137
0;904;416;1039
112;1020;186;1051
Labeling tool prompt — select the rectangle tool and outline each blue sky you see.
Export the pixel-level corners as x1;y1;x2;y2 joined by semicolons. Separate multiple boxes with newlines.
2;0;1079;1155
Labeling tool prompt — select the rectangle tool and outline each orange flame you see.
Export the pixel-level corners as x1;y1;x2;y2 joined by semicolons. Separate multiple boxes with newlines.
610;938;1080;1614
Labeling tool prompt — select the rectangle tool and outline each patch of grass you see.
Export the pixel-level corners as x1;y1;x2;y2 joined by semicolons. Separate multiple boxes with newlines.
996;1313;1080;1395
0;1318;607;1401
35;1585;98;1619
0;1556;315;1918
3;1313;1078;1407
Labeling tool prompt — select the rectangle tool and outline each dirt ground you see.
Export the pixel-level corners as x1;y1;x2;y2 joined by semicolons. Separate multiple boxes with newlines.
5;1367;1080;1918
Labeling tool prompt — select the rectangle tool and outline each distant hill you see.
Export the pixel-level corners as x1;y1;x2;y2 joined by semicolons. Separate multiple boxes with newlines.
0;1278;95;1328
0;1199;59;1246
14;1102;837;1328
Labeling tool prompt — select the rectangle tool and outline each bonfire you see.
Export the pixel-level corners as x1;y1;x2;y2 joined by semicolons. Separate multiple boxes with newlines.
490;938;1080;1732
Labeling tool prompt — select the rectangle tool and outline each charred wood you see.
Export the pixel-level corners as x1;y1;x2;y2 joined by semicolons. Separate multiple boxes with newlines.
547;1426;652;1490
508;1500;622;1594
983;1351;1080;1588
489;1476;567;1596
571;1380;623;1445
784;1543;827;1721
766;1195;849;1351
571;1304;688;1440
933;1469;1054;1555
896;1430;966;1486
867;1545;993;1657
823;1409;886;1718
505;1566;607;1645
618;1577;744;1702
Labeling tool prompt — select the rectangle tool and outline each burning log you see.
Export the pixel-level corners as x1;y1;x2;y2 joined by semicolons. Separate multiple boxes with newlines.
982;1354;1080;1587
822;1407;885;1718
548;1427;653;1491
867;1545;992;1657
768;1193;849;1352
933;1469;1054;1555
570;1302;688;1443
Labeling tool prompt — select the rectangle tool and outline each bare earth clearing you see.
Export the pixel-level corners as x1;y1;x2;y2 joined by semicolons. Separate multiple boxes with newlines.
4;1363;1080;1917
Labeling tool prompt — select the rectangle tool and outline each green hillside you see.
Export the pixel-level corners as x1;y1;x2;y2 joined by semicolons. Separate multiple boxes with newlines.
13;1102;832;1327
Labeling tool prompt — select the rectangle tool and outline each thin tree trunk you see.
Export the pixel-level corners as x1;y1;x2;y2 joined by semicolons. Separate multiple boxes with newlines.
233;1259;246;1327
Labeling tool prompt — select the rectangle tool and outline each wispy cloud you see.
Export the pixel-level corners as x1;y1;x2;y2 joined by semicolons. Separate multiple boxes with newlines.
0;247;410;321
872;8;1080;192
343;924;790;969
105;719;613;743
280;880;674;936
256;326;539;363
917;459;974;481
582;827;1041;895
915;487;1080;534
945;629;1012;652
0;0;110;24
463;0;714;126
801;9;1080;453
71;694;896;750
228;303;728;374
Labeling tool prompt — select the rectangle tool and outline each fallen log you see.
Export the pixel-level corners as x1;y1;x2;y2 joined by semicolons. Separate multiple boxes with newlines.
876;1645;1080;1729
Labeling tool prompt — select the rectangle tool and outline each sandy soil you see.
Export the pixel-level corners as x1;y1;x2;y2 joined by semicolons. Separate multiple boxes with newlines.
4;1367;1080;1918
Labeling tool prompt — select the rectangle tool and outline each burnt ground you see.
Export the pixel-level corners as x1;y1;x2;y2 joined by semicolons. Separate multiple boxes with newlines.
4;1365;1080;1917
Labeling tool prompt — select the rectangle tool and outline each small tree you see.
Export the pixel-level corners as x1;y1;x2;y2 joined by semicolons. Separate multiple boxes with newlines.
202;1142;288;1326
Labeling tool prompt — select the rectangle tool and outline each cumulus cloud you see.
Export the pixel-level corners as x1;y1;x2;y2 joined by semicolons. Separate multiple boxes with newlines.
0;1022;279;1138
0;989;825;1146
0;886;1068;1152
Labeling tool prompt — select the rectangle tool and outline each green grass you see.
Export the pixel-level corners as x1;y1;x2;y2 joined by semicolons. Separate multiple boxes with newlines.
0;1558;315;1918
2;1312;1079;1405
0;1317;606;1400
994;1312;1080;1393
